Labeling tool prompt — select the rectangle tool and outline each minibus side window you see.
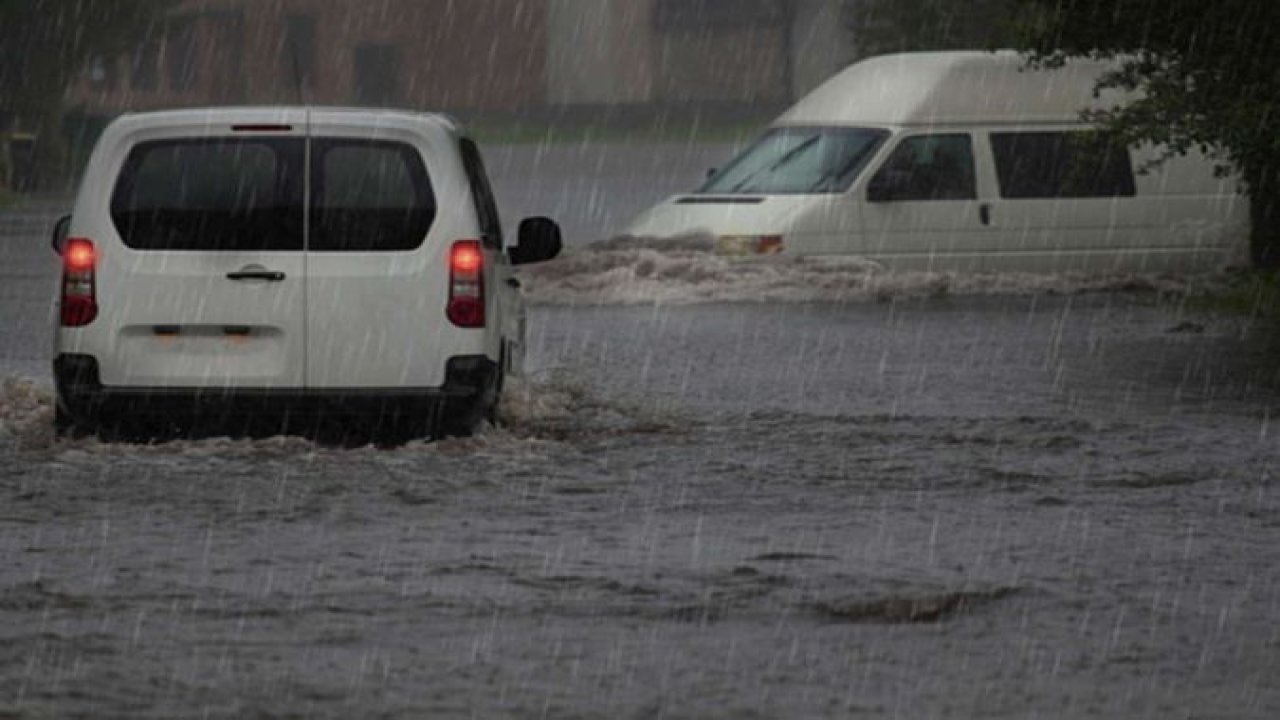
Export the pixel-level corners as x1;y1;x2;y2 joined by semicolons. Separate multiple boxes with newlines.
868;134;977;202
991;131;1136;199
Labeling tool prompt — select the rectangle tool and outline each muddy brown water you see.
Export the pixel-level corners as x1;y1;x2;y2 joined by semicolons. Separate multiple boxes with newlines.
4;144;1280;718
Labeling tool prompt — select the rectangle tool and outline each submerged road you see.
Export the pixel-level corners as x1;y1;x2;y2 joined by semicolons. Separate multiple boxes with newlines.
2;143;1279;718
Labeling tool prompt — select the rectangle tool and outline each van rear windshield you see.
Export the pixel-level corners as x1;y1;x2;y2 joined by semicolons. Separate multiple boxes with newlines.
309;139;435;252
111;137;436;252
111;139;305;251
699;127;889;195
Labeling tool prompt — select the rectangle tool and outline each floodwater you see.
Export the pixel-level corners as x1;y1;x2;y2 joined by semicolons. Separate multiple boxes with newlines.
2;144;1280;719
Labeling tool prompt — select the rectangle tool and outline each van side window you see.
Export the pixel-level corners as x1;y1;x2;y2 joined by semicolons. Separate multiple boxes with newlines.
869;134;977;201
110;139;304;251
459;138;503;249
991;131;1136;199
309;140;436;252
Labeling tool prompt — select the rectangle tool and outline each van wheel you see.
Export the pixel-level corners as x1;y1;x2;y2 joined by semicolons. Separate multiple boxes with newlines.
486;362;506;426
440;375;502;439
439;398;484;438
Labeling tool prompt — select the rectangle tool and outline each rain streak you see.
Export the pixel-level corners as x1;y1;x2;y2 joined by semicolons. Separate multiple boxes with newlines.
3;1;1280;718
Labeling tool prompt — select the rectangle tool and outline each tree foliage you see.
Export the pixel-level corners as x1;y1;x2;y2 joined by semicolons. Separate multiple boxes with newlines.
0;0;173;186
1017;0;1280;266
844;0;1031;55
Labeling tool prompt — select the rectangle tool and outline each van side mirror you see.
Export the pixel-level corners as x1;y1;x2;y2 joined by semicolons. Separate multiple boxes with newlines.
706;167;718;180
509;217;562;266
50;215;71;255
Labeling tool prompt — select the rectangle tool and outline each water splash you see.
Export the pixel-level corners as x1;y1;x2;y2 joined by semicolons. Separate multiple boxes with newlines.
520;235;1214;306
0;378;54;451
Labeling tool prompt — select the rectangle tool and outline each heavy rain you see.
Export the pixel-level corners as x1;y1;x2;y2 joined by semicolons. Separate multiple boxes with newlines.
2;1;1280;718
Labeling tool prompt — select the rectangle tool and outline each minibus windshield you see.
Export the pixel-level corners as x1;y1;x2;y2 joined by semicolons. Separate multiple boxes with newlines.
699;126;889;195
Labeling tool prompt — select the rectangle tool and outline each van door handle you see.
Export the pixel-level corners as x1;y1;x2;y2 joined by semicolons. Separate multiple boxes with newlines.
979;203;992;226
227;270;286;282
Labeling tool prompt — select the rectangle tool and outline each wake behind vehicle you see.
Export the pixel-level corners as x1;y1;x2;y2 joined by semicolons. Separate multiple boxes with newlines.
625;51;1248;274
51;107;561;441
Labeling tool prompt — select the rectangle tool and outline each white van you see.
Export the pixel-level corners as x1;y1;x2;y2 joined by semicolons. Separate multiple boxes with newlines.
50;107;561;441
625;51;1248;273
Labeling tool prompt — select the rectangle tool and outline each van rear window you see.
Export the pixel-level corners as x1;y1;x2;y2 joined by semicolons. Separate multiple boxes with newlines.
991;131;1136;199
111;138;435;252
309;140;435;252
111;139;304;251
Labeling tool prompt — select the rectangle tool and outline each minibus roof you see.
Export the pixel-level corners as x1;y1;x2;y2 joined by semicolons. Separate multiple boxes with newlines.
776;51;1132;128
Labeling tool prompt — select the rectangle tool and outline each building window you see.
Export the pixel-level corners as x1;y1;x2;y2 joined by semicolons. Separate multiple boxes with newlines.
654;0;786;33
353;44;402;107
166;19;198;92
131;42;160;92
88;56;117;90
282;14;317;93
209;11;246;102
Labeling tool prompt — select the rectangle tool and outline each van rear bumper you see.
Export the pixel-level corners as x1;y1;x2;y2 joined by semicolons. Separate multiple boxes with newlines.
54;354;496;426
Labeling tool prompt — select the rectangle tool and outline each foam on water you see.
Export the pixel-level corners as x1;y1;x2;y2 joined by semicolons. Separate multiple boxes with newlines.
520;235;1212;306
0;374;677;457
0;377;54;451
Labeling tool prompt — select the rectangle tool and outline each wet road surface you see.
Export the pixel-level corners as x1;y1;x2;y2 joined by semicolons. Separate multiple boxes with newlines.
3;144;1280;719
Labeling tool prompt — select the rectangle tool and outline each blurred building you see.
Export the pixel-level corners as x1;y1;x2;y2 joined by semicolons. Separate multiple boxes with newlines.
65;0;855;117
67;0;547;114
548;0;854;109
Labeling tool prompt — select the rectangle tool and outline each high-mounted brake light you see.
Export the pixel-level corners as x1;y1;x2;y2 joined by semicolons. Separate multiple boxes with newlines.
60;237;98;327
231;124;293;132
447;240;485;328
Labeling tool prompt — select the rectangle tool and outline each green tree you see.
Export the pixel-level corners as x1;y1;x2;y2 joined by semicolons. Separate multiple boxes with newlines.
844;0;1030;55
1016;0;1280;267
0;0;174;189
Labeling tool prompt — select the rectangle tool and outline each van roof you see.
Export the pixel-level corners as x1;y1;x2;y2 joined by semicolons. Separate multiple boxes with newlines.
776;51;1132;128
106;106;462;135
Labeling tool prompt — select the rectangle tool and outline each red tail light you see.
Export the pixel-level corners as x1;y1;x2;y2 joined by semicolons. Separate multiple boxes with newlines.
60;237;99;327
447;240;485;328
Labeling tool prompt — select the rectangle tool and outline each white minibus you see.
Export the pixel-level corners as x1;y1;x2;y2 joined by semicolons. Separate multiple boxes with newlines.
625;51;1247;273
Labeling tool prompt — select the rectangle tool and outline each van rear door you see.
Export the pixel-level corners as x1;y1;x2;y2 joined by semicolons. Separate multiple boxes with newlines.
304;113;448;389
99;119;308;388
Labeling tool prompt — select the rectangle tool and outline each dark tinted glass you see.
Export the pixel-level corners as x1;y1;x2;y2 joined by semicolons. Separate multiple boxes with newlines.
869;134;977;201
701;127;888;195
459;138;503;248
991;131;1136;199
309;140;435;252
111;139;304;251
